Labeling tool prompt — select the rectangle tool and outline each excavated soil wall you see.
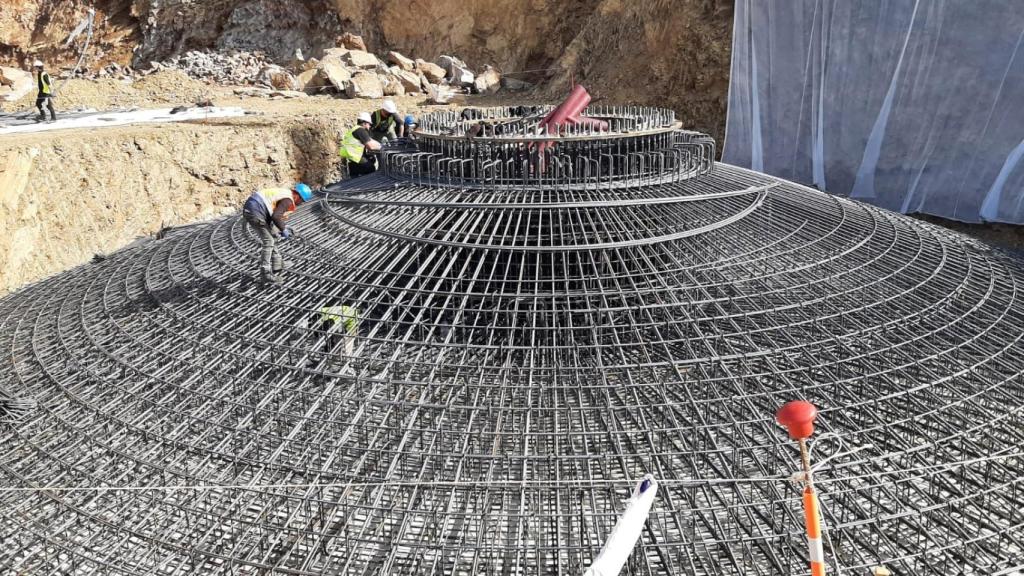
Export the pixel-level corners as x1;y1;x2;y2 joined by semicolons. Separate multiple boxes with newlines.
0;114;344;294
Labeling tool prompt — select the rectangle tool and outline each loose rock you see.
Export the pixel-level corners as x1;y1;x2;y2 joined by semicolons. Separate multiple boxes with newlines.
346;71;384;99
0;66;33;102
296;69;323;93
437;55;475;87
318;58;352;93
425;82;457;105
416;59;446;83
474;65;501;94
343;50;381;70
390;67;422;93
387;51;416;72
258;65;299;90
336;32;367;51
158;50;272;85
380;74;405;96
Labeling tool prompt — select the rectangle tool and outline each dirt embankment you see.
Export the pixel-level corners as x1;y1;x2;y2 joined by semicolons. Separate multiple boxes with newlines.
0;92;446;294
0;0;139;69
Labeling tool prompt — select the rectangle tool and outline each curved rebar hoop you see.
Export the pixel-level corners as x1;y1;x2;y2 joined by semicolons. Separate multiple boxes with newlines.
1;103;1023;576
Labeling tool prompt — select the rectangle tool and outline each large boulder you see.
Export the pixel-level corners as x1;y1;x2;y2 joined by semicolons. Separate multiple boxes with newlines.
425;82;457;105
390;67;422;93
473;65;501;94
258;64;299;90
415;59;446;83
387;51;415;72
318;58;351;92
346;71;384;99
437;55;474;86
0;66;32;102
297;68;324;93
343;50;380;70
336;32;367;51
380;73;405;96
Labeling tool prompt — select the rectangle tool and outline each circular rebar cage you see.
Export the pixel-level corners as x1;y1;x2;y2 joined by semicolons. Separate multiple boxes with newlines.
1;107;1023;575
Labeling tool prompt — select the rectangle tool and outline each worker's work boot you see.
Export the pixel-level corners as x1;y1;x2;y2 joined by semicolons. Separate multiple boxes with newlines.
35;114;45;123
262;272;282;284
272;260;292;273
49;113;57;122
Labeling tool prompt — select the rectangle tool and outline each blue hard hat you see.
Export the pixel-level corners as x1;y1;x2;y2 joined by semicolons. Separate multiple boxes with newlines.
404;114;416;126
294;183;313;202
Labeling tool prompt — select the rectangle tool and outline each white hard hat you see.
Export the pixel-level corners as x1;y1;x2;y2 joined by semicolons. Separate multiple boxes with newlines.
357;111;372;124
381;99;398;114
33;60;44;68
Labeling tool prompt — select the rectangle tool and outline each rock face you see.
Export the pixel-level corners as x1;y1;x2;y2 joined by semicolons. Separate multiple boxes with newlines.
346;71;383;99
500;76;533;92
133;0;343;66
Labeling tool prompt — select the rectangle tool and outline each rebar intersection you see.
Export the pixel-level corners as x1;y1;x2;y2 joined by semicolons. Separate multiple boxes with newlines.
1;106;1023;575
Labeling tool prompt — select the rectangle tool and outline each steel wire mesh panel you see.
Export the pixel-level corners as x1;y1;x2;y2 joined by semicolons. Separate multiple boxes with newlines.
1;108;1024;575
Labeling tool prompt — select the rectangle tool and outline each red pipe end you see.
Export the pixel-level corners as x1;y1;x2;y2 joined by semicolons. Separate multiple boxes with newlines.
776;400;818;440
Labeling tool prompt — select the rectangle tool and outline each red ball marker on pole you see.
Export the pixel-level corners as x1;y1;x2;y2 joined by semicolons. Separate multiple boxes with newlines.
777;400;826;576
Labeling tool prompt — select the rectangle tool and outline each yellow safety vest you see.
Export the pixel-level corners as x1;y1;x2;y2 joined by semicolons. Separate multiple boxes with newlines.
319;306;359;335
338;126;366;163
372;109;395;133
256;187;293;212
38;71;52;95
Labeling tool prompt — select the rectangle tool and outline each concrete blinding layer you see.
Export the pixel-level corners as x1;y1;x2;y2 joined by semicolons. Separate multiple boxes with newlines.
0;106;1023;574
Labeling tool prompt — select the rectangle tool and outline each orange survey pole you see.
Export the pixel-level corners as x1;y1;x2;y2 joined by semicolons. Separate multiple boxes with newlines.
777;400;826;576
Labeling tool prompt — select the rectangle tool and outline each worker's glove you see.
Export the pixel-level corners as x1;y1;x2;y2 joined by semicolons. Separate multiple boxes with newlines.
279;227;293;240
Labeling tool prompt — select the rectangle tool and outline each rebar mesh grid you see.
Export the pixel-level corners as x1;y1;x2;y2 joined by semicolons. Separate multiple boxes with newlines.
1;108;1024;575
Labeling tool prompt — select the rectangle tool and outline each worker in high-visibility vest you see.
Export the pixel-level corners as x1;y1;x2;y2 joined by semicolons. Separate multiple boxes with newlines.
317;305;360;357
33;60;56;123
241;183;313;283
369;99;404;142
338;111;381;178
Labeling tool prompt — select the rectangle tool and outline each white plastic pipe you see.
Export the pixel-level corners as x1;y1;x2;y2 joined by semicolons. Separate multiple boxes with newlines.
584;474;658;576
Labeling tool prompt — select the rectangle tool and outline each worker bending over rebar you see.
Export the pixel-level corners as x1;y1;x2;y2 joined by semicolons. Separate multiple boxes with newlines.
241;183;313;283
338;112;382;178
